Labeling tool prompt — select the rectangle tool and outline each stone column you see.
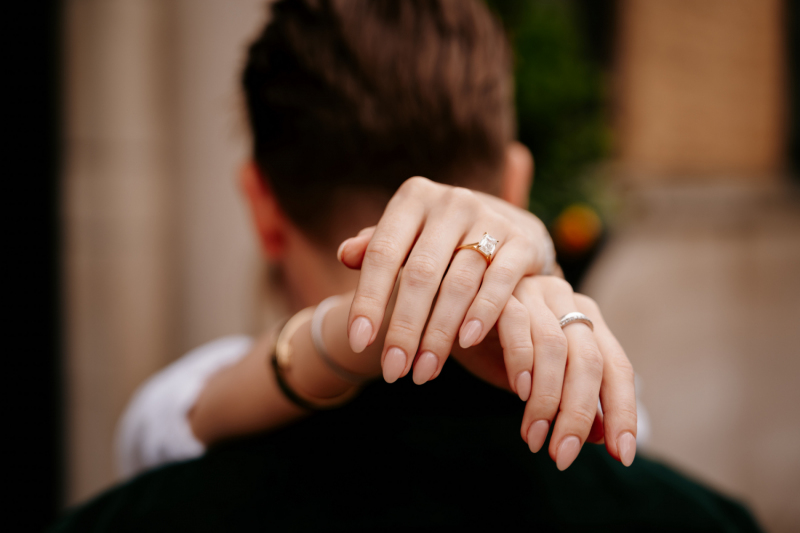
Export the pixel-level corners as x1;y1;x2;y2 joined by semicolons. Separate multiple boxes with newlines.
63;0;176;503
63;0;268;504
615;0;786;180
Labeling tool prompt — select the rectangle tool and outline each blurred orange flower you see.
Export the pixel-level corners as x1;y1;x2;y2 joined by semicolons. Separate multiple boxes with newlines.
552;204;602;255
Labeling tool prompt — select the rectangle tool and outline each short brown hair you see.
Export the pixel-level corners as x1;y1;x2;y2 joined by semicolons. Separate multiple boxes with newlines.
243;0;514;243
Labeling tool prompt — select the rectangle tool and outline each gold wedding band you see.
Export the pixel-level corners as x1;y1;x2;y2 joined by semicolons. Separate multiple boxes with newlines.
455;232;499;265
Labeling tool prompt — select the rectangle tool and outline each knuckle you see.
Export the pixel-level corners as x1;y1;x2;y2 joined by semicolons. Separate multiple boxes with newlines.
503;325;533;350
401;176;431;195
544;276;573;294
611;356;635;382
448;186;475;204
352;290;385;312
443;267;479;299
517;230;536;247
364;238;401;268
613;403;638;424
487;262;518;287
537;326;568;357
533;390;562;413
570;404;598;428
444;188;478;217
506;340;533;360
387;316;419;340
403;254;439;288
504;230;526;245
505;298;528;321
423;323;455;349
475;294;502;317
482;211;506;233
483;208;503;223
574;293;600;314
579;345;604;379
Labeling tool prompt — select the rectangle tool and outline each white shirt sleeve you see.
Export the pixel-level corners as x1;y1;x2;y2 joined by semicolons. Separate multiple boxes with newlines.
635;373;652;447
115;335;254;479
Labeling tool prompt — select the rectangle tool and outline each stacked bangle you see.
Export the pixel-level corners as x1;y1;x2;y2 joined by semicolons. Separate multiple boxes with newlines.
269;307;360;411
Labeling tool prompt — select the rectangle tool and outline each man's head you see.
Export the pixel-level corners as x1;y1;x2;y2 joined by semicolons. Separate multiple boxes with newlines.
240;0;532;261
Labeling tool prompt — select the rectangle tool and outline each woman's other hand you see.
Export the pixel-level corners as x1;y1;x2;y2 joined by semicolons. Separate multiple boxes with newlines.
336;176;556;385
453;277;637;471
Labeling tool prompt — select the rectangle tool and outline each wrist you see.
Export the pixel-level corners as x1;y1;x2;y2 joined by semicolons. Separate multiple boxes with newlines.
276;295;382;410
282;315;357;400
319;295;383;381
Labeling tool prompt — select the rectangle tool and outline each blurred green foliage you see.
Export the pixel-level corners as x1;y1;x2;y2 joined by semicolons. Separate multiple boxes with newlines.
487;0;610;225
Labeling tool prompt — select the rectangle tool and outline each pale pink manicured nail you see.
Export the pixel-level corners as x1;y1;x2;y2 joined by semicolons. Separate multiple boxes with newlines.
349;317;373;353
412;351;438;385
383;347;407;383
515;371;532;402
336;238;353;262
526;420;549;453
459;319;482;348
556;436;581;471
618;432;637;467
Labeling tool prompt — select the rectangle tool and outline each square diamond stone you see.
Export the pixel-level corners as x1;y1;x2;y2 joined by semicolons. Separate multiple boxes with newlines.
478;233;497;256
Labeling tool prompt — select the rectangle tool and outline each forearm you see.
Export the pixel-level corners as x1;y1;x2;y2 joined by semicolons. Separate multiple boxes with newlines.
116;336;254;477
188;333;305;445
189;294;384;446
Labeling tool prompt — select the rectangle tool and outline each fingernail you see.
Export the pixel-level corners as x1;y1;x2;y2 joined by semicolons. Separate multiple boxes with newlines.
383;347;407;383
336;238;353;262
515;371;532;402
556;436;581;471
459;319;482;348
412;351;438;385
349;317;373;353
618;432;637;467
526;420;549;453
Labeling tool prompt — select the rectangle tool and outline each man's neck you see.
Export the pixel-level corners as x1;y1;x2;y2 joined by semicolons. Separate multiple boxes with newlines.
280;228;361;312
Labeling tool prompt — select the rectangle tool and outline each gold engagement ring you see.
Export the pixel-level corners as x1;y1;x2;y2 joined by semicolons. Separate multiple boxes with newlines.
455;232;499;265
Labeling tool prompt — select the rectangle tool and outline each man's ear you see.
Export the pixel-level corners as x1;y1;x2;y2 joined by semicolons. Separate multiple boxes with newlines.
239;160;288;260
500;142;534;209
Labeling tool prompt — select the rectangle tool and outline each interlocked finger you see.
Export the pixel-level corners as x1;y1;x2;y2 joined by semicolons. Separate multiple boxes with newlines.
495;296;534;401
347;196;427;354
575;294;638;466
515;278;568;453
458;236;536;350
380;206;475;383
413;248;488;384
539;277;603;471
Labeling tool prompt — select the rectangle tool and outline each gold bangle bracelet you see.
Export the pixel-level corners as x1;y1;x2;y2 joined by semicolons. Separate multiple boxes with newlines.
270;308;360;411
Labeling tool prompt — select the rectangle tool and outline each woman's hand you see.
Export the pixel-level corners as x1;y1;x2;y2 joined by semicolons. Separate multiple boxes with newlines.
453;277;638;471
337;176;557;385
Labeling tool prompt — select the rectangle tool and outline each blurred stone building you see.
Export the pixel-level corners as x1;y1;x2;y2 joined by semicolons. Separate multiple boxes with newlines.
63;1;799;531
584;1;799;532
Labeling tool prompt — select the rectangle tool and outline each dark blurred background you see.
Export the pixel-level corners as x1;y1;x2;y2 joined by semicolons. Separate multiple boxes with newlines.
11;1;800;531
7;1;62;532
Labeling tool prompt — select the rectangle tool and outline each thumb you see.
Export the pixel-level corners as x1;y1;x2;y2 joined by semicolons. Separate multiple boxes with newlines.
336;226;376;269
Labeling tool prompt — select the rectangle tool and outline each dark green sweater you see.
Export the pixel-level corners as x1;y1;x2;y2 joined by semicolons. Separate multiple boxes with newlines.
50;362;760;532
